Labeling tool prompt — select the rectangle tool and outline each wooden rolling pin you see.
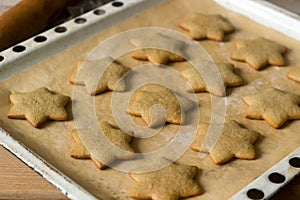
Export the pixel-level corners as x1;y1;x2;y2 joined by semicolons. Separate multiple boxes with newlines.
0;0;79;51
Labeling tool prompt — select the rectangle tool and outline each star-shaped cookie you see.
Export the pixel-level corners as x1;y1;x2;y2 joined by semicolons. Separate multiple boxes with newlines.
179;13;235;41
127;84;195;128
230;38;287;70
7;87;70;128
191;121;260;164
287;67;300;83
129;163;202;200
130;33;185;65
70;56;130;95
70;121;135;169
70;129;103;168
181;62;243;96
243;88;300;128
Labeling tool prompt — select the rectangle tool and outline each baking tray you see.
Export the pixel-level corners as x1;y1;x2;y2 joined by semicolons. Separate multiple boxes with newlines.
0;0;299;199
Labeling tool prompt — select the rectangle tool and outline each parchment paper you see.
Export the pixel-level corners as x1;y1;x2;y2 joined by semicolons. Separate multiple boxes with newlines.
0;0;299;199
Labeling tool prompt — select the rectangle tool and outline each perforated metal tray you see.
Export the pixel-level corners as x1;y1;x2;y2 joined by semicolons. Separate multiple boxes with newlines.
0;0;299;199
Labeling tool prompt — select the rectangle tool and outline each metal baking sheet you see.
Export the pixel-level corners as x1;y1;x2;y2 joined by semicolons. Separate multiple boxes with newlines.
0;0;299;199
214;0;300;41
0;1;166;199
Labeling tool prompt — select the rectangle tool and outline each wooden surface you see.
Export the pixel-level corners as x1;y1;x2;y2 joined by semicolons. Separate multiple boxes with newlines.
0;0;299;199
0;145;67;200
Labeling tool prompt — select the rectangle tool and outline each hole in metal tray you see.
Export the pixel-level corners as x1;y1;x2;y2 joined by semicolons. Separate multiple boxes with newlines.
34;36;47;43
12;45;26;53
112;1;124;7
289;157;300;168
268;172;286;184
94;9;106;15
0;56;4;62
247;188;264;199
54;26;68;33
74;17;87;24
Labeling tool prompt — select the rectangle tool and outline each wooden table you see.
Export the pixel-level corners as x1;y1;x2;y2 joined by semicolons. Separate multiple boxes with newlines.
0;146;67;200
0;0;299;199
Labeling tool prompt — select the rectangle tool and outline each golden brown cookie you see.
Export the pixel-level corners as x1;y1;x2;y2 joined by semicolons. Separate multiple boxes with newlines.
191;120;260;164
129;162;202;200
7;87;70;128
70;121;135;169
70;129;104;168
127;84;195;128
179;13;235;41
130;33;185;65
180;62;243;96
287;67;300;83
70;56;130;95
230;38;287;70
243;88;300;128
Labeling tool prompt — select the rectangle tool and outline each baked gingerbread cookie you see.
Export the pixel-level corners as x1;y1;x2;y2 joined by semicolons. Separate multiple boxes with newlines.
179;13;235;41
7;87;70;128
70;129;103;168
70;121;135;169
127;83;195;128
131;33;185;65
230;38;287;70
243;88;300;128
129;162;202;200
287;67;300;83
70;56;130;95
191;120;260;164
180;62;243;96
